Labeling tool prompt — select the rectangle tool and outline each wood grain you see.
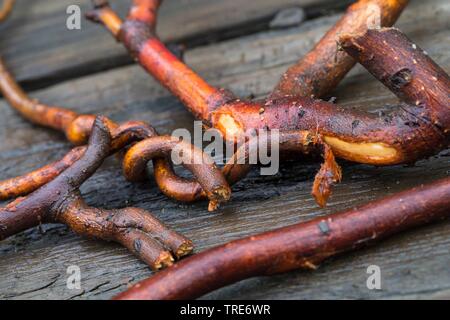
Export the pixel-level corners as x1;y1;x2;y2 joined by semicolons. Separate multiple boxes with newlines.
0;0;449;299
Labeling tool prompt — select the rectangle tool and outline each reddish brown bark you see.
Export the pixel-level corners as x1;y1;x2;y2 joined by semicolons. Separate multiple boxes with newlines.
0;57;231;209
89;0;449;206
221;131;342;207
0;0;14;22
0;57;78;132
0;147;84;200
340;28;450;136
128;0;161;29
115;176;450;300
0;117;193;270
124;136;231;211
0;0;447;297
271;0;410;99
0;54;339;208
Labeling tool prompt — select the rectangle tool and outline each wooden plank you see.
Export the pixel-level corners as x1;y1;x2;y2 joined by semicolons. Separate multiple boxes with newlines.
0;0;345;85
0;0;449;299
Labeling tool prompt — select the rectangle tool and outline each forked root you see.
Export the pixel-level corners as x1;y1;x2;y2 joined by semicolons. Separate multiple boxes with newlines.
123;136;231;211
221;131;342;206
0;117;193;271
271;0;410;99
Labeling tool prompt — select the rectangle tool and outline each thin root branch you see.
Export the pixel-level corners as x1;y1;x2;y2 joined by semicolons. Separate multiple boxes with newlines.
0;117;193;271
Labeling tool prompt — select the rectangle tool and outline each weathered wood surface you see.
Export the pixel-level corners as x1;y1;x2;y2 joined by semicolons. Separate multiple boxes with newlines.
0;0;348;87
0;0;449;300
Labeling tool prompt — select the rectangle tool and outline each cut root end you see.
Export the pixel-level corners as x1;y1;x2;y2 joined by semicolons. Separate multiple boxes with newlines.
152;251;175;271
312;142;343;208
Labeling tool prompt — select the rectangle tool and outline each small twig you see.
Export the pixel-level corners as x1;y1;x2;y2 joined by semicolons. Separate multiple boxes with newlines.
86;0;122;38
0;57;231;210
115;177;450;300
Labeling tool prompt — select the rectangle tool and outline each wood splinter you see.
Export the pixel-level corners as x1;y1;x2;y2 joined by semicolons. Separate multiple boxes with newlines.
0;117;193;271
